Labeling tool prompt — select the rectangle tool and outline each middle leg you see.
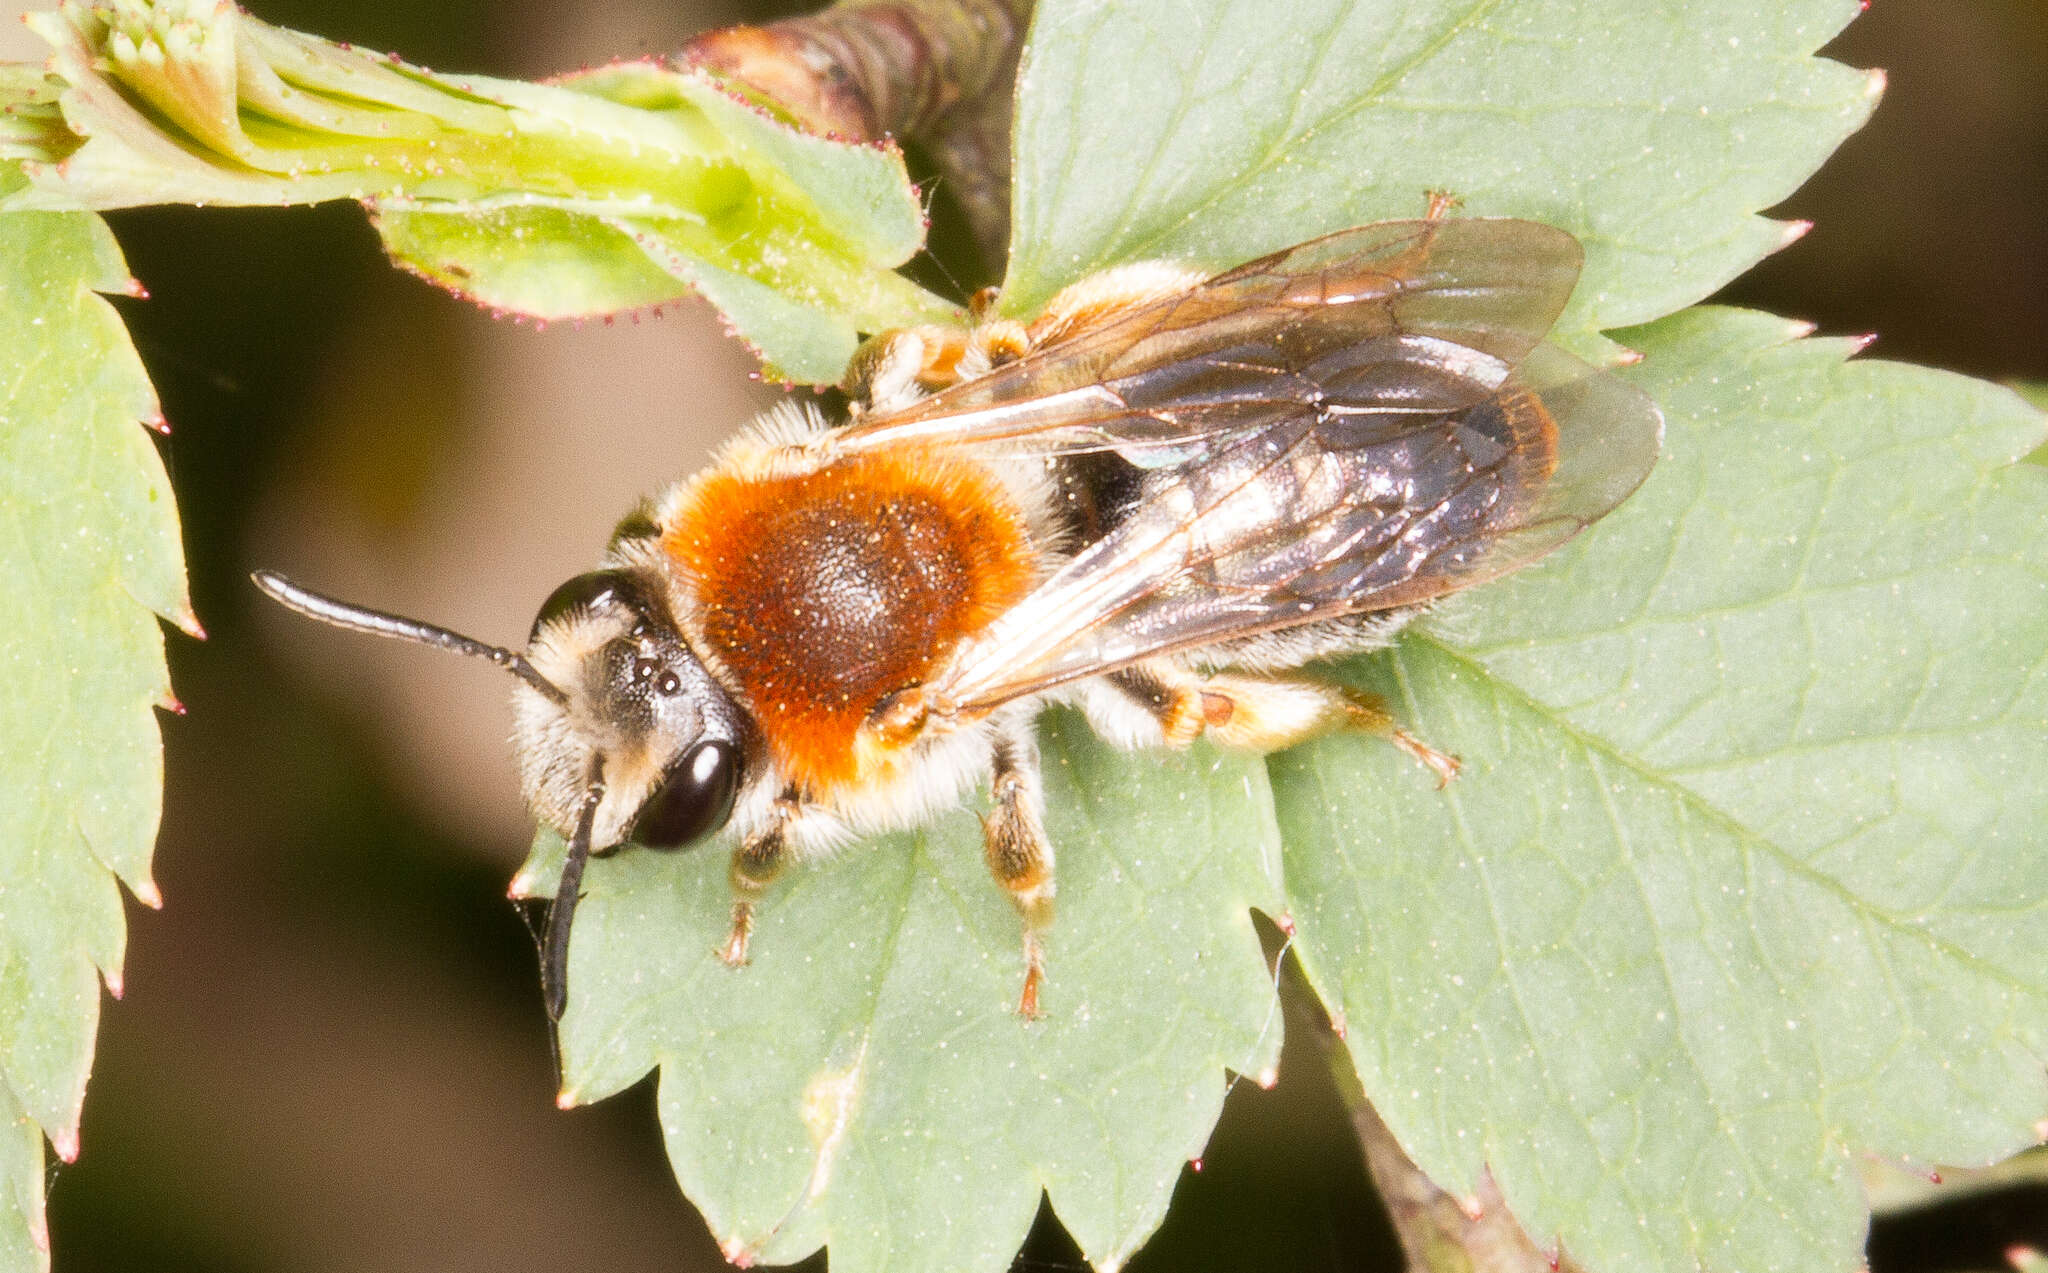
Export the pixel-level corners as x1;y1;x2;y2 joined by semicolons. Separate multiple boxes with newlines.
981;712;1054;1019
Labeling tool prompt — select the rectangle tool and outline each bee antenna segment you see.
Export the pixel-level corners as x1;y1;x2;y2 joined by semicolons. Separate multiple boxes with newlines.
544;777;606;1022
250;570;568;706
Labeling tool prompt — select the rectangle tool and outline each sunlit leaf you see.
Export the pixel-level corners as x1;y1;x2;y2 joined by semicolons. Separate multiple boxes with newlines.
1863;1145;2048;1216
500;2;2015;1271
0;211;185;1273
2020;383;2047;465
2;1083;44;1272
1003;0;1875;346
2;1;954;381
1281;308;2048;1272
522;714;1287;1273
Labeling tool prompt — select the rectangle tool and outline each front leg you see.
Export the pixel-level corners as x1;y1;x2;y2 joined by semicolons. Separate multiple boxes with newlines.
982;715;1054;1019
720;786;804;966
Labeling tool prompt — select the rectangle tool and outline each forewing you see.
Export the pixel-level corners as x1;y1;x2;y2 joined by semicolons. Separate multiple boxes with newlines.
832;218;1585;462
929;344;1663;715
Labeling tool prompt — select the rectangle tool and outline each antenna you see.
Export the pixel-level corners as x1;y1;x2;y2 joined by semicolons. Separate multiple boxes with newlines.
250;570;568;705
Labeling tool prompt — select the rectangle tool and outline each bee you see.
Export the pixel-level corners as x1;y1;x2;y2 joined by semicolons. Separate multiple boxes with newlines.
256;216;1663;1024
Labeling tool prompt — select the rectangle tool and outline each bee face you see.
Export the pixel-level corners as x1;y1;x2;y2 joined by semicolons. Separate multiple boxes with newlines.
516;568;749;855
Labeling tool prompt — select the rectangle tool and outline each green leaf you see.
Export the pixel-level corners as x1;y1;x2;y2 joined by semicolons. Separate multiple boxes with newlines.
1279;308;2048;1272
1002;0;1877;343
2020;384;2048;465
1863;1145;2048;1216
503;3;1983;1271
0;211;186;1272
2;1082;44;1273
3;1;955;382
521;713;1286;1273
0;68;66;187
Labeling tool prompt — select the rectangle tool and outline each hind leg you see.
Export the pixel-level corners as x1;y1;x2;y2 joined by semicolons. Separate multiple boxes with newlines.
1095;664;1459;785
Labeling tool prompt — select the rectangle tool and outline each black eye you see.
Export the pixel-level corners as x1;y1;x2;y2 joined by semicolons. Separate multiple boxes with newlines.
631;740;741;848
531;570;634;640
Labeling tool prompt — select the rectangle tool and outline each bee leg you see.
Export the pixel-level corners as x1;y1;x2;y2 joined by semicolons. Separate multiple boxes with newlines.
1200;674;1459;785
720;787;802;966
1107;665;1460;786
982;717;1054;1019
1331;687;1461;787
1100;666;1211;746
840;315;1032;414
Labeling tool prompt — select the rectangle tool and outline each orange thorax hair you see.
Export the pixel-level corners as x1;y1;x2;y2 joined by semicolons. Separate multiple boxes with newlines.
662;449;1036;795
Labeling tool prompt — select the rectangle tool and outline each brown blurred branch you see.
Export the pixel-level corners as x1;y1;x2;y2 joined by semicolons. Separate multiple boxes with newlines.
681;0;1030;277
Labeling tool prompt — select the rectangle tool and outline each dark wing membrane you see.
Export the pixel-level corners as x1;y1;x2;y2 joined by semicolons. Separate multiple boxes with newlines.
928;343;1664;715
831;218;1585;462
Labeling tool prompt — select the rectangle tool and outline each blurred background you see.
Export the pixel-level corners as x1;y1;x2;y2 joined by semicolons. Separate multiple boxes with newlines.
3;1;2045;1269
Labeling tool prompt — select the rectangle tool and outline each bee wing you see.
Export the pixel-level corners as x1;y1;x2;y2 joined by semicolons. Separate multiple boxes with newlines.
926;343;1663;716
833;218;1587;462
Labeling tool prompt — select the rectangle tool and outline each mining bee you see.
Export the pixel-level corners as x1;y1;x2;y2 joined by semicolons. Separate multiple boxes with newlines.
256;216;1663;1023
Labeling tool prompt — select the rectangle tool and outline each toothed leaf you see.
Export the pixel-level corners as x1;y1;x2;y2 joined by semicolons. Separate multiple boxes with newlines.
1003;0;1876;345
1281;308;2048;1272
0;211;185;1273
521;715;1286;1273
3;2;953;382
497;2;2048;1271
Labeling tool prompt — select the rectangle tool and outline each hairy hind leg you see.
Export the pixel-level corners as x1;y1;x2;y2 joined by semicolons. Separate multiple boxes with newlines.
1100;664;1459;785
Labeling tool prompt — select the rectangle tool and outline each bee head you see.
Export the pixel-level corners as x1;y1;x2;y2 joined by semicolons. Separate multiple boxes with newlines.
517;568;748;854
249;567;751;1023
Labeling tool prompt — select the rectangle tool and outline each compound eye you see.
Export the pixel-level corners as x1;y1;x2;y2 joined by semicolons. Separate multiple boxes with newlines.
631;740;741;848
530;570;639;641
